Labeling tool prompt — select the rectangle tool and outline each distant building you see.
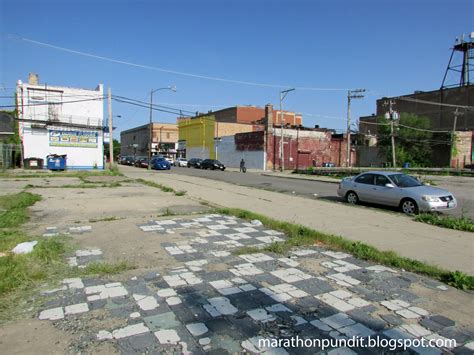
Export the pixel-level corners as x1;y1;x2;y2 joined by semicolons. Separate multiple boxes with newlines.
359;86;474;135
0;111;15;142
16;74;105;169
178;104;351;170
179;105;303;126
120;123;178;158
359;85;474;167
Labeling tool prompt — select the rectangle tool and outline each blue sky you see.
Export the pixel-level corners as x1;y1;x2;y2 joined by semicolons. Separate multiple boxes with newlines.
1;0;472;139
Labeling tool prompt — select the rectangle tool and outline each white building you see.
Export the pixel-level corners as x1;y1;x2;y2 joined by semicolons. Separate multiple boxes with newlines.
16;74;105;169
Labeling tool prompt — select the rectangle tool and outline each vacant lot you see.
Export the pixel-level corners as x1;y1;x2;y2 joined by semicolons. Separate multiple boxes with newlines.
0;173;472;354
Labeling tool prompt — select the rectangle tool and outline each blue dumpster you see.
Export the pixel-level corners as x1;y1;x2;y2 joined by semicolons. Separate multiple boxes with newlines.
47;154;67;171
402;162;410;168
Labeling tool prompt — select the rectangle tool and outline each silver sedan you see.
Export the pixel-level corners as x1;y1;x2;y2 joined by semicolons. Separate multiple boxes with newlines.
337;171;457;215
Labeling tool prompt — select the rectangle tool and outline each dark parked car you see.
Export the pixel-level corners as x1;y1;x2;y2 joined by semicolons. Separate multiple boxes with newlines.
122;156;136;166
150;157;171;170
134;158;149;168
187;158;203;168
201;159;226;171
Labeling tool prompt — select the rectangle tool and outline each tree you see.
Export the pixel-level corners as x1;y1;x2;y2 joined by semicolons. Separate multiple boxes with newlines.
104;139;121;159
377;113;434;167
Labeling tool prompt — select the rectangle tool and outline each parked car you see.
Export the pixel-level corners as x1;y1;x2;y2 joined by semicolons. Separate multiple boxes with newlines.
201;159;226;171
322;162;335;167
187;158;203;168
164;157;174;164
150;157;171;170
123;156;136;166
337;171;457;215
134;158;149;168
174;158;188;167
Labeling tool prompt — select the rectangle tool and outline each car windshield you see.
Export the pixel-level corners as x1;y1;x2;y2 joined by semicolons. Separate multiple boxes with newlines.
388;174;423;188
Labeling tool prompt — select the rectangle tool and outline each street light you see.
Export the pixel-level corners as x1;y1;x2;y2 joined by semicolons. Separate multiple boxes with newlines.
148;86;176;169
279;88;295;171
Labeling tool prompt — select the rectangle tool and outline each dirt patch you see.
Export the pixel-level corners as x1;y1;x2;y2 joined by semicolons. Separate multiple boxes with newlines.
0;319;73;355
409;283;474;329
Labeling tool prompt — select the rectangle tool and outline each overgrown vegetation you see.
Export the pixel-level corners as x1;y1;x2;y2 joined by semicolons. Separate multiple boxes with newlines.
0;192;42;228
89;216;123;223
136;178;176;193
80;261;135;276
415;213;474;232
378;113;435;167
174;190;187;196
221;207;473;290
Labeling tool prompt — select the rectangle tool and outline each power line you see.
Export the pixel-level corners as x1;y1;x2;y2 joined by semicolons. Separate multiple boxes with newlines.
112;95;196;115
11;35;351;91
0;96;105;108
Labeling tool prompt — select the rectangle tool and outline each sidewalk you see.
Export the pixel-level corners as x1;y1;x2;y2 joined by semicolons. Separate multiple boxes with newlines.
226;168;340;184
122;166;473;274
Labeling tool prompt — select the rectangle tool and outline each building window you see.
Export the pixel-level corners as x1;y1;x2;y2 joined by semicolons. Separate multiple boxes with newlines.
133;135;136;141
167;132;170;139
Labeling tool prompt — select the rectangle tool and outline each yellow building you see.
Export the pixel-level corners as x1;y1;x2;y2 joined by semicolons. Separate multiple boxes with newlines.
178;115;260;159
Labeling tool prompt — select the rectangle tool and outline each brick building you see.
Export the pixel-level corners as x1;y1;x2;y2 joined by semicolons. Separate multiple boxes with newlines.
120;123;178;158
178;104;352;170
359;85;474;167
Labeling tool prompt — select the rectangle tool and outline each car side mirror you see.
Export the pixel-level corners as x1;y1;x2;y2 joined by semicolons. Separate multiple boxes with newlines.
385;183;395;188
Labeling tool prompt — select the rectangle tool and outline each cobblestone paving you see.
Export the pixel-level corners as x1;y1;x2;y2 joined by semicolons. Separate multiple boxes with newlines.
38;215;474;354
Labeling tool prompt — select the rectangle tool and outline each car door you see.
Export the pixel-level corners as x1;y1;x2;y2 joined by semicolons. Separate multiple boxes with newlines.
353;174;375;202
371;174;399;206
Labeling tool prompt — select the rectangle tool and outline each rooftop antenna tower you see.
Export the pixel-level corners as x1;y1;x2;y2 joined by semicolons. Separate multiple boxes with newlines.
441;33;474;89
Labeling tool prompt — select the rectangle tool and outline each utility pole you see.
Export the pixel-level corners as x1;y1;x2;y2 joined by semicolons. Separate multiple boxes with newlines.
384;99;399;167
148;86;177;169
107;87;114;167
450;108;463;167
346;89;365;167
148;90;154;170
279;88;295;171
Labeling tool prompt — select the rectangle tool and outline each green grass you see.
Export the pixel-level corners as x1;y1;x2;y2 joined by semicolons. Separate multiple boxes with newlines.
0;169;123;179
220;207;474;290
79;261;136;275
174;190;187;196
25;182;123;189
0;192;42;228
0;238;67;295
136;178;177;193
231;245;262;255
89;216;123;223
415;213;474;232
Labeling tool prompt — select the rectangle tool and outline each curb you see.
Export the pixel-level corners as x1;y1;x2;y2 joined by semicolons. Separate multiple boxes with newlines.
260;173;340;184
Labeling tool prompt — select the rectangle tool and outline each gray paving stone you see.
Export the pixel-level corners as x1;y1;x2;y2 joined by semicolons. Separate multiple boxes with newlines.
227;291;272;311
379;314;403;326
439;327;470;343
251;272;288;286
143;312;181;332
350;286;386;302
225;316;263;340
420;318;446;332
88;298;107;310
127;332;158;351
347;309;387;331
430;315;455;327
293;279;334;295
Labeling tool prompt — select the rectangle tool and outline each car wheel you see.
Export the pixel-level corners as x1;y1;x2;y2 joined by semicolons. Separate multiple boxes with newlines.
345;191;359;205
400;199;418;215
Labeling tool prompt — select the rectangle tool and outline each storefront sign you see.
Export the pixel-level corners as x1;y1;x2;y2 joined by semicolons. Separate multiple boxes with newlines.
49;130;98;148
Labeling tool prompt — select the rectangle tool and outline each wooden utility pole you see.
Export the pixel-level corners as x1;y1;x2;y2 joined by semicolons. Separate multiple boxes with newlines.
450;108;463;167
107;87;114;167
346;89;365;167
